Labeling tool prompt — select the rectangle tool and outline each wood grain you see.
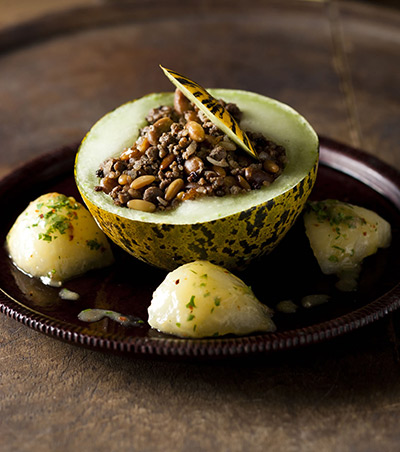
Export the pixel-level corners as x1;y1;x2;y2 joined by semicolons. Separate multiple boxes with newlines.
2;313;400;452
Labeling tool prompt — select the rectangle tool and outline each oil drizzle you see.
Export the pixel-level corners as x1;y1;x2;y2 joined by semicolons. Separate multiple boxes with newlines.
78;308;144;327
301;294;330;308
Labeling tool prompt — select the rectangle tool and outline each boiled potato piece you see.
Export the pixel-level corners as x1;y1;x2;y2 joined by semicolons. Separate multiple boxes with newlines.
304;200;391;291
7;192;114;286
148;260;276;338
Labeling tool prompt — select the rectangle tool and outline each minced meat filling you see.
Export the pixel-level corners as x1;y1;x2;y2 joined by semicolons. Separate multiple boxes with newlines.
95;89;287;212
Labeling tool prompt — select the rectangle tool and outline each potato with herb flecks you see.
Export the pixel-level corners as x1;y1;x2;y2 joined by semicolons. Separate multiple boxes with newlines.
148;260;276;338
6;192;114;286
304;200;391;291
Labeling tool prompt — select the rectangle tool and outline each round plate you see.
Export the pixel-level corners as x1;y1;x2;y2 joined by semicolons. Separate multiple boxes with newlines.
0;137;399;358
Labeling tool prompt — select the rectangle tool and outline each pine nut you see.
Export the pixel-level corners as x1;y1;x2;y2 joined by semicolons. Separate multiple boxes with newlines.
263;160;280;173
127;199;156;213
118;174;132;185
212;165;226;177
185;121;205;142
130;175;156;190
238;175;251;190
165;178;184;201
137;136;150;153
160;153;176;171
120;148;132;160
120;147;140;160
223;176;236;188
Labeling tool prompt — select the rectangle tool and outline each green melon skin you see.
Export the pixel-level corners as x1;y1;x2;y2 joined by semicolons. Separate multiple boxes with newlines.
75;89;319;271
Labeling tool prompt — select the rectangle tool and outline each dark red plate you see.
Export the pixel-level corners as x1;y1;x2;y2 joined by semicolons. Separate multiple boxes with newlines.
0;137;399;358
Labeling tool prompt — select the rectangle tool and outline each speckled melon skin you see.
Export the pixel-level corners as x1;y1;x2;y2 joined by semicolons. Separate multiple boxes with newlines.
76;89;319;271
80;161;317;270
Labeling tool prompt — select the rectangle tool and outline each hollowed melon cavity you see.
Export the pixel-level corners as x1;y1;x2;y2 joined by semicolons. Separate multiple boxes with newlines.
75;89;319;270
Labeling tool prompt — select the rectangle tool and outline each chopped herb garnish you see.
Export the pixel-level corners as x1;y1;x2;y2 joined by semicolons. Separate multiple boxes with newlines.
87;239;101;250
186;295;196;309
214;296;221;306
187;314;195;321
34;195;81;242
176;322;181;328
46;196;80;212
332;245;345;253
193;324;197;332
328;255;339;262
308;201;359;229
46;214;72;234
38;233;53;242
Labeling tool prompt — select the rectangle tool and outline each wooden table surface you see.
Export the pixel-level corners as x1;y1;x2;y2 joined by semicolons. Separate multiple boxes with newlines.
1;1;399;451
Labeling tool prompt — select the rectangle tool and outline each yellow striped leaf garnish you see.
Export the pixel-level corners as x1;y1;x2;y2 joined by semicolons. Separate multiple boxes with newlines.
160;65;258;160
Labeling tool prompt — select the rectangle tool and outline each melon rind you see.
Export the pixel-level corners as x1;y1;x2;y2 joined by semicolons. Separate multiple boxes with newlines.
75;89;319;270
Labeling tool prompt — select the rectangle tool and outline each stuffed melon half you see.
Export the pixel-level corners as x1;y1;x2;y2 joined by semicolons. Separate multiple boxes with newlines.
75;89;319;270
